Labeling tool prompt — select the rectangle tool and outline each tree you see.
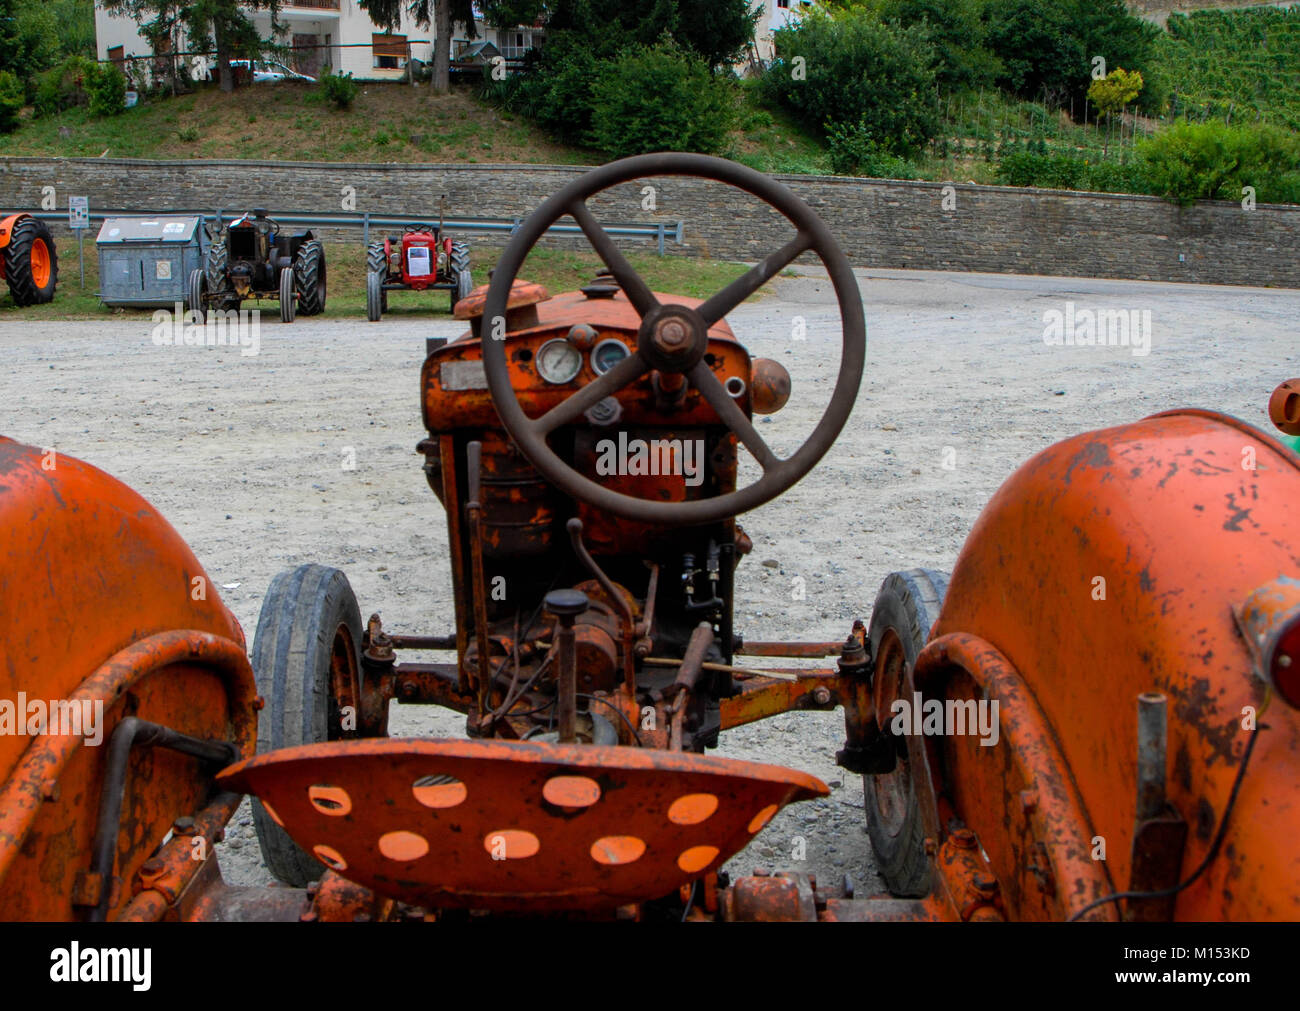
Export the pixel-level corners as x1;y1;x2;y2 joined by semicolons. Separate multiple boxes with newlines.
542;0;759;67
103;0;284;93
357;0;478;94
1087;67;1142;155
0;0;61;94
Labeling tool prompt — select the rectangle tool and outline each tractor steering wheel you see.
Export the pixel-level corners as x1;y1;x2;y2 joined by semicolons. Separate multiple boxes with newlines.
481;153;865;526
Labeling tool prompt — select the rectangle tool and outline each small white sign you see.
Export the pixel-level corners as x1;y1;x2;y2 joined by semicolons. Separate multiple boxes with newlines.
155;260;172;280
69;196;89;230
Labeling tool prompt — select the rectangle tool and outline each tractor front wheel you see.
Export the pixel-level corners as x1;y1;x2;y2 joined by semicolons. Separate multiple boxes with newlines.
187;269;207;324
251;564;363;886
863;568;948;897
2;216;58;306
366;270;384;322
279;266;296;323
294;239;327;316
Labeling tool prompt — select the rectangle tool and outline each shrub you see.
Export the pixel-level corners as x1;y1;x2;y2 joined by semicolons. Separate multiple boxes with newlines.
0;70;23;134
1139;121;1300;205
320;69;358;109
524;36;603;145
33;54;96;117
588;42;736;158
760;9;939;157
827;118;919;178
87;62;126;117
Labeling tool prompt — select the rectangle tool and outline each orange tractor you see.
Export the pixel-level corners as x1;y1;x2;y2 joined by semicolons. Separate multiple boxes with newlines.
0;213;57;306
0;155;1297;923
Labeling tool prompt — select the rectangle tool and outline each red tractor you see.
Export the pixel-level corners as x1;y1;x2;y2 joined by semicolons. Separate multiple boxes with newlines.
0;213;58;306
366;220;473;320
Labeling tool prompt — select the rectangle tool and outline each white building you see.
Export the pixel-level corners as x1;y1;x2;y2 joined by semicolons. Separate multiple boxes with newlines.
93;1;545;83
93;0;810;85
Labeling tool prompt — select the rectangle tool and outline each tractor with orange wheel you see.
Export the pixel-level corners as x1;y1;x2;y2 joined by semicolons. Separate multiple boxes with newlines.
0;213;58;306
0;155;1297;923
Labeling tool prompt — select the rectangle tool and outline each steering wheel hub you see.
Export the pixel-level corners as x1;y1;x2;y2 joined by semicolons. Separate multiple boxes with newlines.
643;304;707;372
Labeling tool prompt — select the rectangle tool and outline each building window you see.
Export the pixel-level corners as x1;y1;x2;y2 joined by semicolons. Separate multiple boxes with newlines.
777;0;789;8
372;33;408;70
108;45;125;65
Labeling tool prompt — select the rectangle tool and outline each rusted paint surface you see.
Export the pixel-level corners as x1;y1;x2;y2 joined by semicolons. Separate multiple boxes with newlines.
720;671;841;729
930;410;1300;920
915;633;1116;921
0;439;255;920
217;737;827;912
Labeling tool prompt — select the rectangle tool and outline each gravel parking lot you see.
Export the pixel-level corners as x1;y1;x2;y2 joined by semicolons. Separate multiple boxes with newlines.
3;265;1295;900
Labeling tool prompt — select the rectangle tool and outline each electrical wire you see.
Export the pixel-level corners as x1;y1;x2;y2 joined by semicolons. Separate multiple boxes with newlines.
576;692;644;746
1067;722;1266;921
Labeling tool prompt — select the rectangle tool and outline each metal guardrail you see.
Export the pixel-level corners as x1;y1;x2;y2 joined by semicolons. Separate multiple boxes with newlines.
21;208;686;255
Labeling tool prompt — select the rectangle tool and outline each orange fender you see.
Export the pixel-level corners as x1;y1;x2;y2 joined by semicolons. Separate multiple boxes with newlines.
0;437;255;920
922;410;1300;920
0;213;27;251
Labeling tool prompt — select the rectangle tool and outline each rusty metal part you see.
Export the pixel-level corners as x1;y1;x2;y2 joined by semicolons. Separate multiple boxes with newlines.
217;737;828;912
927;409;1300;920
85;717;238;921
933;828;1005;921
914;633;1117;920
116;792;244;922
721;670;842;730
723;872;818;921
1269;378;1300;435
454;277;551;321
750;358;792;415
465;440;493;720
546;590;589;743
1136;693;1168;822
308;870;395;923
735;640;842;659
478;152;866;526
1234;575;1300;708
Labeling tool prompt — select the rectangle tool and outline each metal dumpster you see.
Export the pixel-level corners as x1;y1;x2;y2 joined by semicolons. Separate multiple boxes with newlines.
96;216;208;308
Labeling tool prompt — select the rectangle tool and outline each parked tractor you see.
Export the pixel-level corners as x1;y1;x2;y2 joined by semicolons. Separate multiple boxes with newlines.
366;211;472;320
188;209;326;324
0;213;58;306
1;155;1297;924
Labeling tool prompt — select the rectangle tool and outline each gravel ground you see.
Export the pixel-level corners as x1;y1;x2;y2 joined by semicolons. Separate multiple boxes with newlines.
3;265;1295;903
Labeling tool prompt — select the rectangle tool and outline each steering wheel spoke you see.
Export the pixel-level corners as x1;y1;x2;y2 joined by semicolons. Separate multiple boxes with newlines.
534;350;649;434
688;361;780;472
568;200;659;317
697;231;813;327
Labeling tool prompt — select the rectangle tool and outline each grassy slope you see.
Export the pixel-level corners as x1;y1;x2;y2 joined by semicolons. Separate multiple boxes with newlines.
0;237;756;320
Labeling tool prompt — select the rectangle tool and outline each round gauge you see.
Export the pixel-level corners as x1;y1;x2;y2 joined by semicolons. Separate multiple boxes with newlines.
591;338;630;376
536;338;583;384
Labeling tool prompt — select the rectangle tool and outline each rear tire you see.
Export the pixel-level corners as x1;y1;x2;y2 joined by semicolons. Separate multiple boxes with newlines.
251;564;363;886
279;266;295;323
863;568;948;898
451;267;473;314
206;238;228;292
187;268;207;324
449;240;470;276
366;270;383;322
294;239;327;316
2;216;58;306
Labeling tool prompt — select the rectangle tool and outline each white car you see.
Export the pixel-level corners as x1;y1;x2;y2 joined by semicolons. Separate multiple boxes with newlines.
216;59;316;84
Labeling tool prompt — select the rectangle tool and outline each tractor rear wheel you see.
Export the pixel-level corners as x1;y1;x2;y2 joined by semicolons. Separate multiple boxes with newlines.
251;564;363;886
294;239;327;316
187;269;207;324
450;240;470;276
366;270;384;322
2;216;58;306
451;268;473;314
279;266;295;323
863;568;948;897
366;241;389;311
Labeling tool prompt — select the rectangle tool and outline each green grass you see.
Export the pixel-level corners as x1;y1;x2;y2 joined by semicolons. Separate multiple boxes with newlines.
0;238;759;321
